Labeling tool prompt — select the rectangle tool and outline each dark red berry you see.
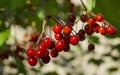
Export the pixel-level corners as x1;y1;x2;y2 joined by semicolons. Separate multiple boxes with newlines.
96;14;104;22
77;29;85;41
55;40;66;52
42;55;50;64
63;25;72;34
53;24;63;34
26;48;35;57
88;18;96;24
80;15;88;22
69;35;79;45
50;49;58;58
107;25;117;35
68;14;76;23
84;24;93;35
44;49;49;56
63;44;70;52
35;49;45;58
28;57;37;66
88;44;95;51
47;41;55;49
99;26;107;35
54;33;63;40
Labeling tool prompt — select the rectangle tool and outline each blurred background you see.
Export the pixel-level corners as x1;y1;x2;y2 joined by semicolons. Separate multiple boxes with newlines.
0;0;120;75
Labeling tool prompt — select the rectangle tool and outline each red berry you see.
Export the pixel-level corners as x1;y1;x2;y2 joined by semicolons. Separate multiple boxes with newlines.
54;33;63;40
53;24;63;34
77;29;85;41
92;23;100;33
37;44;46;51
63;25;72;34
63;44;70;52
50;49;58;58
68;14;76;23
28;57;37;66
44;49;49;56
55;40;66;52
69;35;79;45
99;26;107;35
35;49;45;58
26;48;35;57
47;41;55;49
96;14;104;22
107;25;117;35
42;38;53;47
42;55;50;64
84;24;93;35
80;15;88;22
88;44;95;51
88;18;96;24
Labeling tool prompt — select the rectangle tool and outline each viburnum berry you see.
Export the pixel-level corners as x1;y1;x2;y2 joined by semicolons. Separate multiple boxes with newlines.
41;55;50;64
35;49;45;58
88;18;96;24
92;23;100;33
47;41;55;49
50;49;58;58
88;44;95;51
84;24;93;35
28;57;37;66
63;25;72;34
107;25;117;35
37;44;46;51
96;14;104;22
98;26;107;35
26;48;35;57
69;35;79;45
80;15;88;22
68;14;76;23
42;37;53;47
77;29;85;41
63;44;70;52
55;40;66;52
53;23;63;34
54;33;63;40
44;49;49;56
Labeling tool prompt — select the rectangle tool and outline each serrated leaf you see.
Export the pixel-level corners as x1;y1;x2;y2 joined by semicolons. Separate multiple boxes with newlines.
0;29;10;47
11;0;27;9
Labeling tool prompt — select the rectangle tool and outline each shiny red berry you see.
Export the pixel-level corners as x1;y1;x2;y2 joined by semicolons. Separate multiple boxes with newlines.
28;57;37;66
84;24;93;35
42;37;53;47
69;35;79;45
54;33;63;40
42;55;50;64
53;24;63;34
96;14;104;22
92;23;100;33
63;25;72;34
37;44;46;51
55;40;66;52
107;25;117;35
88;18;96;24
26;48;35;57
35;49;45;58
99;26;107;35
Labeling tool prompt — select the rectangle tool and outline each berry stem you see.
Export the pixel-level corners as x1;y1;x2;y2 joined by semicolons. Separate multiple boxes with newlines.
80;0;87;11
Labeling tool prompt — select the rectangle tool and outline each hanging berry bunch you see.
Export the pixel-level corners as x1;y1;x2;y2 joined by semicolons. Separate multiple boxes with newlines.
26;0;117;66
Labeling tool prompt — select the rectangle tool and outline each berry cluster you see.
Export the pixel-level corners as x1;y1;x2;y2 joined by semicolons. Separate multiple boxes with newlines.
26;13;117;66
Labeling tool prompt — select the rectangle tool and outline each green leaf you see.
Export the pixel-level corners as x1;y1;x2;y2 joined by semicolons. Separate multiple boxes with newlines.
31;0;40;5
88;58;103;66
11;0;27;9
0;0;10;8
93;0;120;37
86;0;96;11
0;20;2;27
15;57;26;74
90;36;99;44
107;67;118;73
0;29;10;47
